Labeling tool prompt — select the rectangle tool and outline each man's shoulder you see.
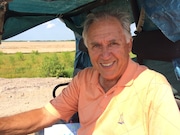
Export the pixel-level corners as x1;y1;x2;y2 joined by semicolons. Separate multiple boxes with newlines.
139;68;169;84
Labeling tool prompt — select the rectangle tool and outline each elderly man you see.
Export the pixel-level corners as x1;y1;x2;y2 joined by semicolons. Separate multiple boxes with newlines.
0;10;180;135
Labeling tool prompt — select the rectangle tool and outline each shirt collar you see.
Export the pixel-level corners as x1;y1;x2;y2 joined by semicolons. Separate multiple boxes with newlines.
117;58;147;87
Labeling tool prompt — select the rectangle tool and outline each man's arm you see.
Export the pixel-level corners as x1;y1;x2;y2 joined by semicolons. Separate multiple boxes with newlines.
0;107;59;135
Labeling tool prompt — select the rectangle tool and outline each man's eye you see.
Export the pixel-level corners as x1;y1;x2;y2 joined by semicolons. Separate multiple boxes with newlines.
110;42;118;46
93;44;100;48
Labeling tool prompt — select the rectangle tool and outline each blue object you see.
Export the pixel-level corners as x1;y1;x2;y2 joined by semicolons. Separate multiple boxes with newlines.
143;0;180;42
172;58;180;81
73;32;92;75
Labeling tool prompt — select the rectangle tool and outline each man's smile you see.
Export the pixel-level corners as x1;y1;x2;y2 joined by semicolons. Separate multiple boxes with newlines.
100;61;115;68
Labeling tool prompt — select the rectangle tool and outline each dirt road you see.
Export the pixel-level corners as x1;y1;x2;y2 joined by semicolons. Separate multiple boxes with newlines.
0;41;75;53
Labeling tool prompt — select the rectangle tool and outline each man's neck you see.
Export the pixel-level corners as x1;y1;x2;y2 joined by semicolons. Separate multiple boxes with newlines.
99;75;120;93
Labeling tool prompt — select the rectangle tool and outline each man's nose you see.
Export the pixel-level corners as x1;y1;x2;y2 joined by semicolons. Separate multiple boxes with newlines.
101;47;111;59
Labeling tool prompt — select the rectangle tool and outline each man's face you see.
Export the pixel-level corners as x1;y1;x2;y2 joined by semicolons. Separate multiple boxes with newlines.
86;17;132;81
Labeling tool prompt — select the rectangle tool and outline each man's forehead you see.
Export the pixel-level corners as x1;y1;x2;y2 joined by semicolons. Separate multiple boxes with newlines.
88;19;123;35
88;29;123;41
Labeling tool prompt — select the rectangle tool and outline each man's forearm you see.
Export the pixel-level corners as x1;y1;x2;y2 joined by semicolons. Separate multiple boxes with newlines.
0;107;58;135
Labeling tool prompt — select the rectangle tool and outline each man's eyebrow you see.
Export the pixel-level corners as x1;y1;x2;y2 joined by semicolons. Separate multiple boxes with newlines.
109;39;116;43
89;39;121;46
108;39;122;43
89;42;100;46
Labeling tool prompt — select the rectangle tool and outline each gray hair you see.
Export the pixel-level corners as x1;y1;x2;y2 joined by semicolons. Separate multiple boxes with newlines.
82;10;131;46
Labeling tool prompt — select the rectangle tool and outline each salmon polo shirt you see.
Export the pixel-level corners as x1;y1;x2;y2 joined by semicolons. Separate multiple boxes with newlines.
45;58;180;135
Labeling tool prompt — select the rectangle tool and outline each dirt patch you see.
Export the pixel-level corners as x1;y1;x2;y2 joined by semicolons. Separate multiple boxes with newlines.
0;41;75;53
0;77;72;117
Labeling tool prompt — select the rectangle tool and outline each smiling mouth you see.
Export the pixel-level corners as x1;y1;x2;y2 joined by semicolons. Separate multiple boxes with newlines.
101;61;114;67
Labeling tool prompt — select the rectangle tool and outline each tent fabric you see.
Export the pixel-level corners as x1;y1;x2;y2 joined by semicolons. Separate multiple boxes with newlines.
2;0;132;40
2;0;95;39
8;0;95;14
3;16;56;39
143;0;180;42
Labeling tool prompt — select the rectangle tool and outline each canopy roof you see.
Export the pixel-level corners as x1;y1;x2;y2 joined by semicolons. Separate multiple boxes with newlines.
1;0;132;39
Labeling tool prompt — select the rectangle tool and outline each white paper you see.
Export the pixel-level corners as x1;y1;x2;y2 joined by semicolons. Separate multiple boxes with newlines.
44;123;80;135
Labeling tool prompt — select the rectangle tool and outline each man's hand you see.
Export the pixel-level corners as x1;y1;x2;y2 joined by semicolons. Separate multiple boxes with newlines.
0;107;59;135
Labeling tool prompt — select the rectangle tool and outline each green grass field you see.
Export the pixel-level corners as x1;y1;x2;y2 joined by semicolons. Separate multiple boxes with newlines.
0;51;75;78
